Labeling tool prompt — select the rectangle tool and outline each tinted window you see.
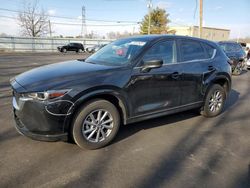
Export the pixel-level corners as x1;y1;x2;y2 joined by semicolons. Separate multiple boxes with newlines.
219;43;242;53
203;43;216;58
143;40;175;64
180;40;206;62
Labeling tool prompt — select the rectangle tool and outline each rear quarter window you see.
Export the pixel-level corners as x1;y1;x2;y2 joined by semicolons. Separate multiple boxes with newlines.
202;43;216;58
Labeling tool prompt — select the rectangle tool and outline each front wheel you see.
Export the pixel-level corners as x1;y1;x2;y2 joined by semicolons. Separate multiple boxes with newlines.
201;84;226;117
72;99;120;149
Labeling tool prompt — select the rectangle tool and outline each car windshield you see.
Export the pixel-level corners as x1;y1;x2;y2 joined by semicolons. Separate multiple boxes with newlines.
85;38;148;66
219;43;242;53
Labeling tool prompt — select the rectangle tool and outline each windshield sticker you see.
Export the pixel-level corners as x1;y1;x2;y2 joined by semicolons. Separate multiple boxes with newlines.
129;41;146;46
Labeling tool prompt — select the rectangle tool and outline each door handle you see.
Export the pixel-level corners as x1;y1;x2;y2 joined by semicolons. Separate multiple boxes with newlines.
171;72;181;79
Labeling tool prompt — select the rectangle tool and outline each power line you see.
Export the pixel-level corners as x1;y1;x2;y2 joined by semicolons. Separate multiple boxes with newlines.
0;14;185;28
0;7;140;23
0;15;139;26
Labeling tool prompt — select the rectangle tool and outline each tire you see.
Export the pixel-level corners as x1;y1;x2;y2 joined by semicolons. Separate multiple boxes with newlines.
77;49;83;53
62;48;67;53
232;63;242;75
72;99;120;149
201;84;226;117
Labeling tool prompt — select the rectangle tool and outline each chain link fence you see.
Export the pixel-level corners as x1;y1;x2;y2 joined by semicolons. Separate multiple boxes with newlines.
0;37;113;52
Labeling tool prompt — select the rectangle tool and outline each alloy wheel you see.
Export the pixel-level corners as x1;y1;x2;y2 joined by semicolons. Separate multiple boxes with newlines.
208;90;223;112
82;109;113;143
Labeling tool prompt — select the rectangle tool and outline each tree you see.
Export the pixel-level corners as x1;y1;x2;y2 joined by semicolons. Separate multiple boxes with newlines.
140;8;175;35
18;0;49;37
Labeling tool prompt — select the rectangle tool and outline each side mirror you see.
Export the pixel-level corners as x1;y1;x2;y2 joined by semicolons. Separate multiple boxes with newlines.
141;59;163;73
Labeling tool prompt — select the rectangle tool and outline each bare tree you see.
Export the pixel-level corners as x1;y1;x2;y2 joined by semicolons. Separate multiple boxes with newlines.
18;0;49;37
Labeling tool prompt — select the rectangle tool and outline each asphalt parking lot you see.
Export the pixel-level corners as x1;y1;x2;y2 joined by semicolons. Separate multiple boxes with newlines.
0;52;250;188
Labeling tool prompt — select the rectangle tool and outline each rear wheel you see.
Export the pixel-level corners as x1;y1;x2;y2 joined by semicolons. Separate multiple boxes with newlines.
201;84;226;117
72;99;120;149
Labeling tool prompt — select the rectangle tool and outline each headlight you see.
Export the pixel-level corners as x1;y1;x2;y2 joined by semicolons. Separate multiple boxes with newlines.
20;89;71;101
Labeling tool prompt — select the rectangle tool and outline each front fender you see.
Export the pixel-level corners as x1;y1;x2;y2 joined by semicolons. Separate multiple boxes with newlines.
63;87;129;133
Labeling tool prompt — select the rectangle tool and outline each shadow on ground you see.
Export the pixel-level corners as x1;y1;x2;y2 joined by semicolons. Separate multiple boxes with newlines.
63;87;249;188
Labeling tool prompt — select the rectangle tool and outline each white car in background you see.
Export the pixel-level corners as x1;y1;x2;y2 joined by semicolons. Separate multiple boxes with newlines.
246;59;250;69
246;46;250;69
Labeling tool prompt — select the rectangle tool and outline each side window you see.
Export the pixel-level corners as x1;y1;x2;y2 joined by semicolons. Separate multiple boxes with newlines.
143;40;175;64
202;43;216;58
180;40;207;62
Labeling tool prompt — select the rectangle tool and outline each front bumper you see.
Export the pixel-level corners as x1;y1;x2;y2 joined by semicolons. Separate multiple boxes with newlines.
14;113;68;141
11;89;72;142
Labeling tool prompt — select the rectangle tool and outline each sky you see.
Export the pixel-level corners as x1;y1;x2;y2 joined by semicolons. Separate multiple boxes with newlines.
0;0;249;38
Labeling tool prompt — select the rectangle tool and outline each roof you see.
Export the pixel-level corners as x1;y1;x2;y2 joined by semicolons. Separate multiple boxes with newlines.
119;34;218;46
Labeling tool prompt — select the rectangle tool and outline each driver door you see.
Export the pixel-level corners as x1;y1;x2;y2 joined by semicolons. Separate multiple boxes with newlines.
126;39;182;117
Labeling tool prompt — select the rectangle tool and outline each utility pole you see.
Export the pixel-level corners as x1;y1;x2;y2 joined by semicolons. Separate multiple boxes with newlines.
48;20;52;37
147;0;152;35
81;5;86;37
199;0;203;38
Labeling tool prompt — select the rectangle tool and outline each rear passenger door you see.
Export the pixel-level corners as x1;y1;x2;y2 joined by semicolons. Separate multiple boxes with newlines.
177;39;216;105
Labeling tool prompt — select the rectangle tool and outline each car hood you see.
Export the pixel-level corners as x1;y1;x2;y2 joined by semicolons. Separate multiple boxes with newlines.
13;60;121;92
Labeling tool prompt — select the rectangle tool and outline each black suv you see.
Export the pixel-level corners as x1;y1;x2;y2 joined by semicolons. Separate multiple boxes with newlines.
11;35;231;149
57;43;84;53
218;41;246;75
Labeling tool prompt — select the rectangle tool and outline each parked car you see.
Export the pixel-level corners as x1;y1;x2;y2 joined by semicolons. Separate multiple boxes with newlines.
11;35;232;149
246;59;250;69
218;41;246;75
246;47;250;69
57;43;84;53
86;44;107;53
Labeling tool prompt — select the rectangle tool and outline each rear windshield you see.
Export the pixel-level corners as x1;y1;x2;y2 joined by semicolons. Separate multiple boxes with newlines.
219;43;242;53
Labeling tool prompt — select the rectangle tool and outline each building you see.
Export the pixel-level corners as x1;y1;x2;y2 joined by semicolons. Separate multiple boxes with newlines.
170;26;230;41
